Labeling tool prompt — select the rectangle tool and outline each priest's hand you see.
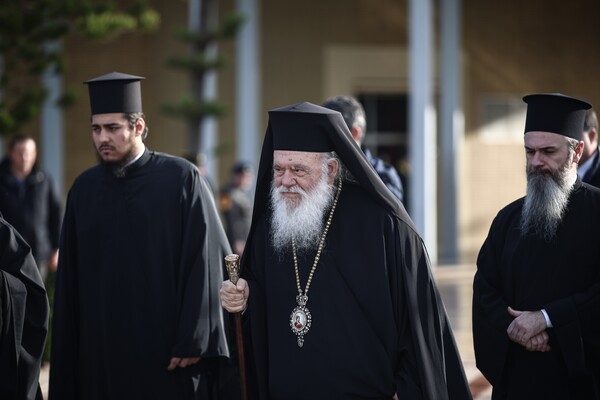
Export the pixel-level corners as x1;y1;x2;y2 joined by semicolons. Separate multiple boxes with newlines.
167;357;201;371
524;331;551;352
220;278;249;313
506;307;546;346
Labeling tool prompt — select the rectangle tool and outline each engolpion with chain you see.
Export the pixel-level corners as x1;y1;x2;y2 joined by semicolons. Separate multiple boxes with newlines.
289;293;312;347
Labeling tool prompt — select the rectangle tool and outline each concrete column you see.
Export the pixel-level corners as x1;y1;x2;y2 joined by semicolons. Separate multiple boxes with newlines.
408;0;437;263
190;0;219;182
439;0;463;264
236;0;261;170
41;41;64;195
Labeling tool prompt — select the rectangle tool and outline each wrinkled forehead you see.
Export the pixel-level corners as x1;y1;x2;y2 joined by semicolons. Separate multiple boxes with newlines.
524;131;571;148
273;150;325;166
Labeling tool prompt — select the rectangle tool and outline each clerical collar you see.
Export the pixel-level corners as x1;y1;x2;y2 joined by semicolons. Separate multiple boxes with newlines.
106;145;147;178
578;148;598;180
125;144;146;167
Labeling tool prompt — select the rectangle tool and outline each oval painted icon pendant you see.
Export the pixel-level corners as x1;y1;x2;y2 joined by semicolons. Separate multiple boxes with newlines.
290;294;312;347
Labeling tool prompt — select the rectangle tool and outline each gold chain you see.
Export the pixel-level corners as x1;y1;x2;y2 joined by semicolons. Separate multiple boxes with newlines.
292;178;343;298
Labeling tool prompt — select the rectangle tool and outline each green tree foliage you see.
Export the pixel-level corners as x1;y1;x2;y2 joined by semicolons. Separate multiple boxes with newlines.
161;1;244;153
0;0;160;136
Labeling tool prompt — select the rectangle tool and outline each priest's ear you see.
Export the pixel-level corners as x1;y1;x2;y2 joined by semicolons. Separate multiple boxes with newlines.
134;117;146;138
326;158;339;184
573;140;585;165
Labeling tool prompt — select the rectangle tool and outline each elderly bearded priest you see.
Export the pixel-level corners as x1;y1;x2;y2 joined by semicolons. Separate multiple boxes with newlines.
220;102;471;400
473;93;600;399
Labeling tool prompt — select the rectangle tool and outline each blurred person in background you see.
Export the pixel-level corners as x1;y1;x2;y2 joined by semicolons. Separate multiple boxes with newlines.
219;161;254;255
183;151;215;195
577;109;600;187
322;95;405;203
0;134;62;282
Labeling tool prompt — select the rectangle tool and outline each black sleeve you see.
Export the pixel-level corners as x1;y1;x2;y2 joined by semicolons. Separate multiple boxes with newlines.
0;219;49;400
472;220;512;386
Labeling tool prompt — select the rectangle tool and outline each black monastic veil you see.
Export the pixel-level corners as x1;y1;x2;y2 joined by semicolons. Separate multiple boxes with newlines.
240;102;472;400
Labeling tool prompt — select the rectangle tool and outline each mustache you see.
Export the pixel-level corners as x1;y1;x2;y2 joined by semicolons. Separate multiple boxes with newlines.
275;186;305;194
527;167;552;176
527;166;560;184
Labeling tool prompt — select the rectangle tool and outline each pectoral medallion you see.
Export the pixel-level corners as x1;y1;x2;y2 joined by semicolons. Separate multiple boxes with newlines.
289;179;342;348
290;294;312;347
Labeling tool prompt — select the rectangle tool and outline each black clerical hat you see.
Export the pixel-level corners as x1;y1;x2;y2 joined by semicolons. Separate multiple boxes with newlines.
242;101;415;272
84;72;145;115
268;102;338;152
523;93;592;140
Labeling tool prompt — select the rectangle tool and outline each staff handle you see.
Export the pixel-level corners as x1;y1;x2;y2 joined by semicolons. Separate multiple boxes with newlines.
224;254;248;400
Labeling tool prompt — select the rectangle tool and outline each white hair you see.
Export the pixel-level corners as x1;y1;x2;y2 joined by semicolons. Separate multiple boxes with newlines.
269;158;335;254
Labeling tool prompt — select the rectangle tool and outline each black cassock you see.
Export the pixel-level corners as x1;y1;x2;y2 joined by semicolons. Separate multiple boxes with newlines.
49;150;231;400
473;180;600;399
243;183;471;400
0;217;49;400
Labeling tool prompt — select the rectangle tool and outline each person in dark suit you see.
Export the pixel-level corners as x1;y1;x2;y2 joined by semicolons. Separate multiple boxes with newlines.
321;96;405;203
0;134;62;282
578;109;600;187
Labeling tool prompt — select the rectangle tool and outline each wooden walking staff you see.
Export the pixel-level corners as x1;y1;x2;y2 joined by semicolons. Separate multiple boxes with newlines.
224;254;248;400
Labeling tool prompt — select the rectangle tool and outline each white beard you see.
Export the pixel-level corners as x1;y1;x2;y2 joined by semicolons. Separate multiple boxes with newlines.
269;170;335;254
520;154;576;242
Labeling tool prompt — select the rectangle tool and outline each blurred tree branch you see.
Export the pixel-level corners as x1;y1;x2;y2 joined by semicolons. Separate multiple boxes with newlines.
0;0;160;136
161;0;244;155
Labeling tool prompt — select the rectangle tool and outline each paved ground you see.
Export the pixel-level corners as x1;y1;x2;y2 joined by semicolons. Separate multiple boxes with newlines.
40;363;49;398
434;264;492;399
39;263;492;399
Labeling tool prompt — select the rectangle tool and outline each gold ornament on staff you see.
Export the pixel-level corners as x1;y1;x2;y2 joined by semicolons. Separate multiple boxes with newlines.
225;254;241;285
224;253;248;400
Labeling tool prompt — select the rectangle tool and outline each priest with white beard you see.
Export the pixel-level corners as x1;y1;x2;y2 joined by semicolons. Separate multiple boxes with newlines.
220;102;471;400
473;93;600;400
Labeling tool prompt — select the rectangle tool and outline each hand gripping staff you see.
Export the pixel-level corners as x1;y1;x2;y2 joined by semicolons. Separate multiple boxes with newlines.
224;254;248;400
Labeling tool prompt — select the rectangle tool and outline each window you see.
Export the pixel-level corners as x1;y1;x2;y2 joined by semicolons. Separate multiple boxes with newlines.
357;93;409;208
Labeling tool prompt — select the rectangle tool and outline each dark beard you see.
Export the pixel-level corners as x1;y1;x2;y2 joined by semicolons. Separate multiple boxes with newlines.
96;148;138;178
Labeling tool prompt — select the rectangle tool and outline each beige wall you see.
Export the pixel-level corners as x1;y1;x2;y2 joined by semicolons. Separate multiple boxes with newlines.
260;0;404;110
62;0;192;190
461;0;600;260
53;0;600;263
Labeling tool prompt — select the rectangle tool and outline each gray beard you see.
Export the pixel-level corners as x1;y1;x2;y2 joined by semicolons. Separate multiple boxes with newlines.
520;159;575;242
269;173;335;255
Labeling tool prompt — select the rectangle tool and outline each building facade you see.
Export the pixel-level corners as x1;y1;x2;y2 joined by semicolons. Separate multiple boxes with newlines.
32;0;600;264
